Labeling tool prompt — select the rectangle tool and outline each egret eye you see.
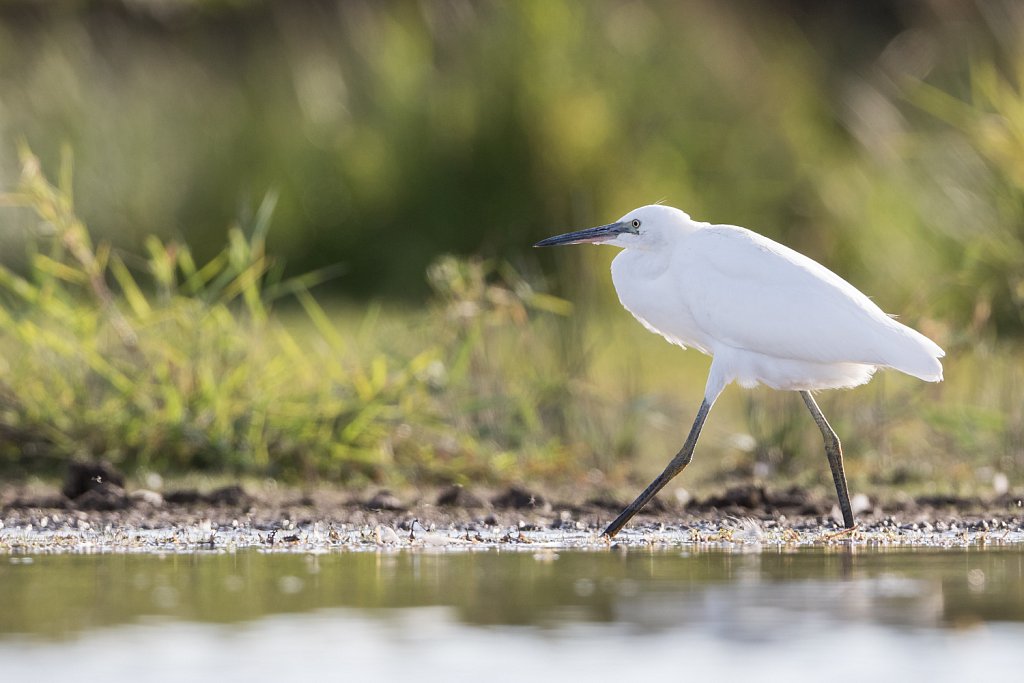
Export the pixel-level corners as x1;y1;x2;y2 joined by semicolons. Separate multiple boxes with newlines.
631;219;641;230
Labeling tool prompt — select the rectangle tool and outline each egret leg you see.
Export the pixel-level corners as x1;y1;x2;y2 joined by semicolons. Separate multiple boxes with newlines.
799;391;855;528
602;399;711;538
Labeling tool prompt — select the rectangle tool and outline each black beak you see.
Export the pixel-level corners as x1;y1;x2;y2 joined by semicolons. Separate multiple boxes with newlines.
534;221;631;247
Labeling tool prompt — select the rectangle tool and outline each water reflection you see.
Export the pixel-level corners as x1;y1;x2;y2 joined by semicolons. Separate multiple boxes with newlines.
2;546;1023;638
2;547;1024;681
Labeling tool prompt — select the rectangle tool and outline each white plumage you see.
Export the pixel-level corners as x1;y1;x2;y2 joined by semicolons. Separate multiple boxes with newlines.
609;207;943;399
535;204;944;536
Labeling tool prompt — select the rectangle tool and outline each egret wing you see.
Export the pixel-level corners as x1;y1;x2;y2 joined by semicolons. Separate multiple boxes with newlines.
676;226;936;369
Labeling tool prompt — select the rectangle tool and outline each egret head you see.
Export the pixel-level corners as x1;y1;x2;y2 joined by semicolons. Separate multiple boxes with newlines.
534;205;692;251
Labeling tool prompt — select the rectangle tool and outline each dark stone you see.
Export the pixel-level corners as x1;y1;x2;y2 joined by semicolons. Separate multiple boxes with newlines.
163;489;203;505
770;485;815;508
994;492;1024;508
365;489;405;511
642;496;669;513
8;494;68;510
74;482;129;511
698;484;768;509
437;485;485;508
163;486;249;507
693;484;818;512
584;496;626;511
917;494;980;508
491;486;546;509
207;485;249;507
62;460;125;500
797;501;829;515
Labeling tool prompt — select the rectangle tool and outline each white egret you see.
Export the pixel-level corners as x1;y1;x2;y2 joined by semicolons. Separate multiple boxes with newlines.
535;205;944;537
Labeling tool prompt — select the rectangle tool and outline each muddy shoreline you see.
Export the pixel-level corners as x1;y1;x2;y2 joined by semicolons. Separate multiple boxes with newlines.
3;472;1024;551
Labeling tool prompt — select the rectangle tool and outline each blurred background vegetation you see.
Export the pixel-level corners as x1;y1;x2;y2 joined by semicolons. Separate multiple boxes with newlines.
0;0;1022;502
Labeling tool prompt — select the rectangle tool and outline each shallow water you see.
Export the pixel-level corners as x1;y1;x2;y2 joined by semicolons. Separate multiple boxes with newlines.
2;544;1024;681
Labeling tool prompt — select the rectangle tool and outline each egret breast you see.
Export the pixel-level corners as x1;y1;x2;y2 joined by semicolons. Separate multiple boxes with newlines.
610;249;714;354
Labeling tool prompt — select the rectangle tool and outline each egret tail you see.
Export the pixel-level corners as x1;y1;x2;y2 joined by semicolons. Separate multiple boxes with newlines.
878;320;945;382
